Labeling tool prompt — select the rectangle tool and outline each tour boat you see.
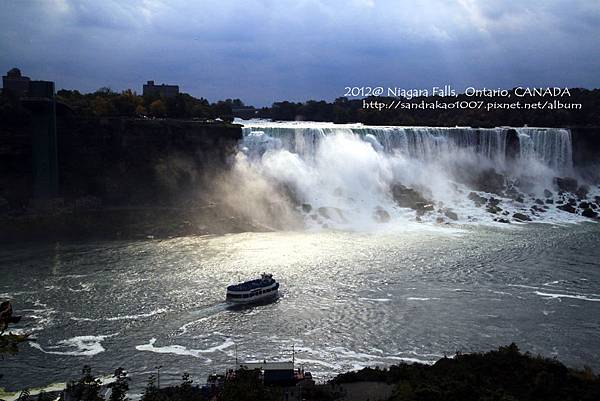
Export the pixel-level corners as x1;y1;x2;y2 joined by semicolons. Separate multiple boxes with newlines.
226;273;279;304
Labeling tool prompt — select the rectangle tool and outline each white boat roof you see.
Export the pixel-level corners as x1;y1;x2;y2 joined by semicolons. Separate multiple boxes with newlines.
239;361;294;371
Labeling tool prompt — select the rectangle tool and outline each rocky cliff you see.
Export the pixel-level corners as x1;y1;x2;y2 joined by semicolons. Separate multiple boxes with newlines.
0;117;242;209
571;126;600;180
0;117;248;241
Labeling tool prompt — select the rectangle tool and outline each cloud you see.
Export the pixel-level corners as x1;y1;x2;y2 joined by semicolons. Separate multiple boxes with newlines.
0;0;598;106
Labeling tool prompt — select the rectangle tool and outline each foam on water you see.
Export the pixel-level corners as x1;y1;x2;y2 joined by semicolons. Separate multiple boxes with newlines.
70;307;168;322
290;344;440;379
135;337;235;361
358;297;392;302
534;291;600;302
30;333;118;356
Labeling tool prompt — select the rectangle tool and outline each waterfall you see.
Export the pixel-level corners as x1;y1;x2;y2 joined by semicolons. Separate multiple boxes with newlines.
241;123;571;174
230;120;583;229
515;127;573;174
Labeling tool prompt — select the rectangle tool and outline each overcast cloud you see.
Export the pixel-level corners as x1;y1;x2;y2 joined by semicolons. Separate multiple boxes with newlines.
1;0;599;105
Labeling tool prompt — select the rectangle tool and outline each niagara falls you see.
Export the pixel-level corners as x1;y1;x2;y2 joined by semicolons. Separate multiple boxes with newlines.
2;1;600;400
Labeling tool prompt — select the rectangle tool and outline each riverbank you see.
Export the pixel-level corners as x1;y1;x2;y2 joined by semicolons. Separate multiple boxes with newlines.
1;344;599;401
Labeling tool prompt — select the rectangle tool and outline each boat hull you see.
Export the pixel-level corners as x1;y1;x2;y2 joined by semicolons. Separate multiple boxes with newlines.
226;289;279;304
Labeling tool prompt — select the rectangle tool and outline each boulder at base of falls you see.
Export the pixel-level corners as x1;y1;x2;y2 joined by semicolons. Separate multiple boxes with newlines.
576;185;590;199
544;189;553;198
494;217;510;224
472;168;506;195
391;184;433;212
486;197;502;214
486;205;502;214
373;206;391;223
488;197;501;206
535;199;544;205
514;176;537;193
443;209;458;221
505;187;526;203
546;199;554;204
557;203;577;213
553;177;578;193
415;202;435;215
318;206;348;223
579;202;590;209
582;208;598;219
468;192;487;207
513;212;532;222
301;203;312;213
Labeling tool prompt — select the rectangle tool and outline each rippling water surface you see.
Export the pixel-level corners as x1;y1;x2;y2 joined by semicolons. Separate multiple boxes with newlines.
1;223;600;393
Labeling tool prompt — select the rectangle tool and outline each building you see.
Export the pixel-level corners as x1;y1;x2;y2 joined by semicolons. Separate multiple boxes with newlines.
239;361;296;386
143;80;179;98
2;67;31;97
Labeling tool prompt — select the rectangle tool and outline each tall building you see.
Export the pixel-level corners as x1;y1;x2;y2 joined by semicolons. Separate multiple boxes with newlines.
143;80;179;98
2;67;31;97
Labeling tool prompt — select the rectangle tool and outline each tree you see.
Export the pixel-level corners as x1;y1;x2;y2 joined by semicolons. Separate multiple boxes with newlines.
112;90;141;116
64;365;104;401
108;368;130;401
141;375;159;401
135;105;147;116
149;100;167;118
213;101;233;122
92;97;116;117
179;372;193;391
191;104;207;119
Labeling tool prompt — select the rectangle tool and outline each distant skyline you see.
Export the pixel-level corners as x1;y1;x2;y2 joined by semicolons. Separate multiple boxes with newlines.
1;0;599;107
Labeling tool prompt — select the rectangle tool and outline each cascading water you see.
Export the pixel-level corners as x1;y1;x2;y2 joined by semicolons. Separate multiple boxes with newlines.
242;125;511;165
232;120;590;229
515;127;573;174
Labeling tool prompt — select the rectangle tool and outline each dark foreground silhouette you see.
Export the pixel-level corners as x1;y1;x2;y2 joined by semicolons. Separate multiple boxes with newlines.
4;344;600;401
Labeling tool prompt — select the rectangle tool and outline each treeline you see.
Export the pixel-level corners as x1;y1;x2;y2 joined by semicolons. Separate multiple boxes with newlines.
255;88;600;127
55;88;246;122
332;343;600;401
12;365;281;401
0;87;246;123
0;89;30;126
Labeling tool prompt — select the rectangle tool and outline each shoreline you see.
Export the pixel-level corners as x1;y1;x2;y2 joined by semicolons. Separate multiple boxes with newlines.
1;344;599;401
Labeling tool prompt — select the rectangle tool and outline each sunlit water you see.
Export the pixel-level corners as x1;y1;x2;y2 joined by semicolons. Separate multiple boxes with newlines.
2;223;600;393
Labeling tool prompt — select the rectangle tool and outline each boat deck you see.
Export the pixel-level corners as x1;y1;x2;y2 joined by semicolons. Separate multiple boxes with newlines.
227;278;275;292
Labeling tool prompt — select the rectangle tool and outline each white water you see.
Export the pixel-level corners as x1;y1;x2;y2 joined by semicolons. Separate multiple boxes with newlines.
230;120;591;229
516;127;573;174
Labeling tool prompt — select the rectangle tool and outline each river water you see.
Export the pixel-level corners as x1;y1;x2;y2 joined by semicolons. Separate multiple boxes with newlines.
2;223;600;393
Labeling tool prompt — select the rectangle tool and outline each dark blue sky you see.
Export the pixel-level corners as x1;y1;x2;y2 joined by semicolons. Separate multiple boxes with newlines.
1;0;599;106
